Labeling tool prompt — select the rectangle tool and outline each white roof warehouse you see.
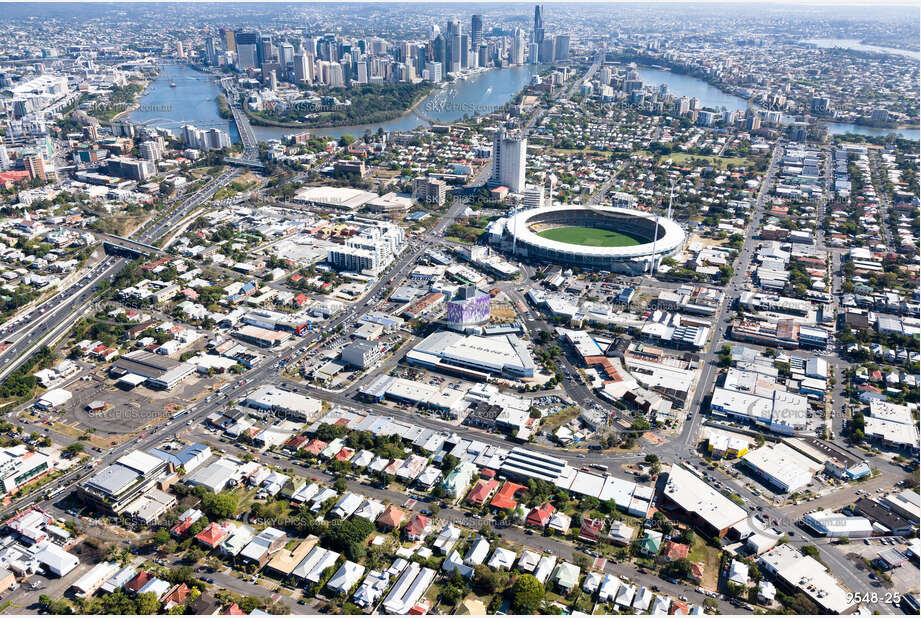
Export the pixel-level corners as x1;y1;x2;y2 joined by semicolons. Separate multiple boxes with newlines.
243;385;322;422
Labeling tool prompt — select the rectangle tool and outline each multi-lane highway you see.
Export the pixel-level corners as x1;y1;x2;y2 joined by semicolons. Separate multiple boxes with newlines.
0;168;240;383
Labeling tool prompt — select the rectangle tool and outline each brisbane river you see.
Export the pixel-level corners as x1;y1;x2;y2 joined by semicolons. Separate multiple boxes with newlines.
131;61;919;143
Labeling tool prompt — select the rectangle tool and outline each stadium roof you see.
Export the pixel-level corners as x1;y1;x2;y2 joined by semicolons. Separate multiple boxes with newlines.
504;206;685;259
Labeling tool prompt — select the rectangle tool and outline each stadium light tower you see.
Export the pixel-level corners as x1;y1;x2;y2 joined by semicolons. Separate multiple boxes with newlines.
648;176;676;275
666;174;676;221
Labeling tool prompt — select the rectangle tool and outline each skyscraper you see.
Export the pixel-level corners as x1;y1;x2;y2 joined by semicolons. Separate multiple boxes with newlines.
426;61;443;83
293;51;313;84
327;62;345;87
279;42;295;68
445;19;461;74
511;27;527;65
357;61;369;84
205;37;219;66
235;31;260;69
432;33;445;66
553;35;569;61
539;38;554;63
221;28;236;53
533;5;545;45
489;125;527;193
259;35;275;64
471;14;484;53
460;34;469;69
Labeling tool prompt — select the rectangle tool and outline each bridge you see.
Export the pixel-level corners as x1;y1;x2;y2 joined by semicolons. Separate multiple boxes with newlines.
231;106;259;158
101;234;169;259
218;77;259;158
223;156;265;170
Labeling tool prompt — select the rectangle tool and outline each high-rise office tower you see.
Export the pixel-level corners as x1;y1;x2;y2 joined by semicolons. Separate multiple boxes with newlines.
539;38;554;63
533;5;545;45
260;36;276;64
221;28;236;53
293;52;313;84
460;34;469;69
528;42;539;64
176;41;185;58
235;31;260;69
357;61;369;83
471;14;483;53
0;143;10;171
553;35;569;61
449;34;462;74
414;45;428;74
205;37;219;66
489;125;527;193
433;34;445;66
398;41;413;64
445;19;461;74
279;42;295;68
478;44;489;68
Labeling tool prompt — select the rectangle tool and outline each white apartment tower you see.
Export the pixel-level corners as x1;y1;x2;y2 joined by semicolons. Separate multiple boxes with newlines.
489;125;527;193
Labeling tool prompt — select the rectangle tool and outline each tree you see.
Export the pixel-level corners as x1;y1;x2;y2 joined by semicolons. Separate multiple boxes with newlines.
333;477;348;492
201;492;238;518
63;443;85;457
136;592;160;615
511;574;545;613
473;564;503;595
441;584;464;606
440;453;459;472
185;546;206;564
323;518;375;553
345;541;366;562
661;558;693;580
800;545;822;564
152;529;170;545
644;454;659;464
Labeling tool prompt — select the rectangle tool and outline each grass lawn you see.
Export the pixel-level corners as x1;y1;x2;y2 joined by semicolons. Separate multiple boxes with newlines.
687;542;722;589
541;405;581;431
537;226;645;247
659;152;752;168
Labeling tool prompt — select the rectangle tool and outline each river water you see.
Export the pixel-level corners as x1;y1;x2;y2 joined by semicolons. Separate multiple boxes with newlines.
637;65;920;142
802;38;920;61
251;64;538;141
133;61;918;144
129;63;239;141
